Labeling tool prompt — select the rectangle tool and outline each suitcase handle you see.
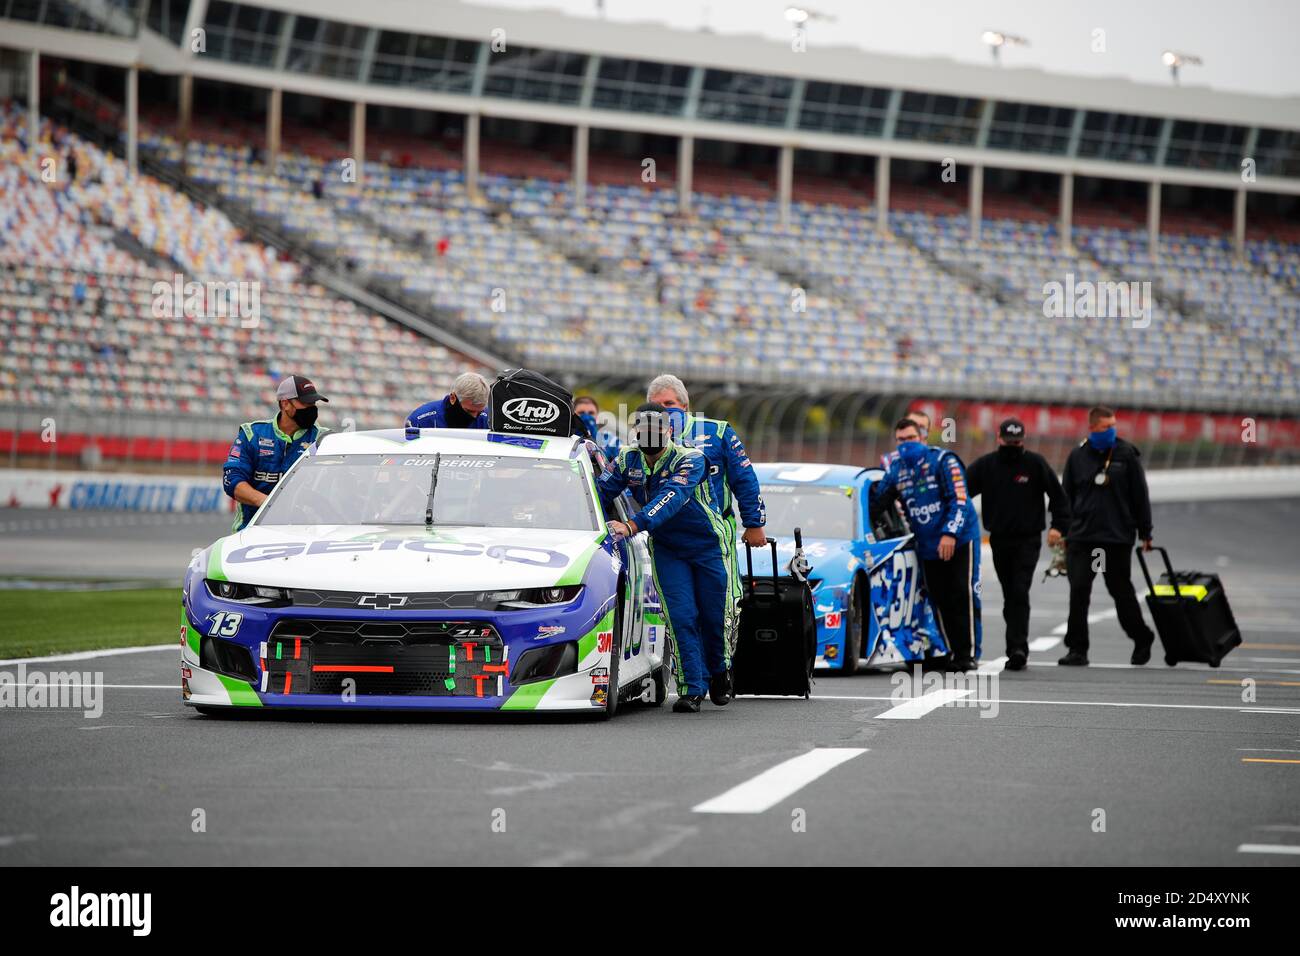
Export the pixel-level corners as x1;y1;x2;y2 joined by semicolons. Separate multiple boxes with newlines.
744;536;778;597
1135;545;1176;596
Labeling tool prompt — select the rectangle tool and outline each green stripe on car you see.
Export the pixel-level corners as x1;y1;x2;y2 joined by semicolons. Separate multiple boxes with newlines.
215;674;262;706
501;678;556;710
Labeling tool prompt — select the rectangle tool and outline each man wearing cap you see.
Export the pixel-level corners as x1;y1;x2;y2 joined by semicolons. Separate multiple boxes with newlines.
222;375;328;531
966;418;1069;671
406;371;490;430
597;403;733;713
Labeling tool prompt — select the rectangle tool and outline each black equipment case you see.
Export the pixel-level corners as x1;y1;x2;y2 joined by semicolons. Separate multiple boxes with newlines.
1136;546;1241;668
489;368;583;438
733;530;817;697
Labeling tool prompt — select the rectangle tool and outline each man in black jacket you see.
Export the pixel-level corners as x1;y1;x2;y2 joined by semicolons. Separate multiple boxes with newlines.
1058;406;1157;667
967;418;1069;671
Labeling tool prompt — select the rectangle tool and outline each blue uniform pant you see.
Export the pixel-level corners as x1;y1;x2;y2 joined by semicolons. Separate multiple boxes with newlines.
649;540;729;697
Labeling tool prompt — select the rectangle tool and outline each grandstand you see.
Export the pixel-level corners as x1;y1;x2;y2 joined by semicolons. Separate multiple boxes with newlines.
1;0;1298;471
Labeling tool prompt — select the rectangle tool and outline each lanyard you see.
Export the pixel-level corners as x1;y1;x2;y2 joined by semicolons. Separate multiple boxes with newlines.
1094;448;1114;487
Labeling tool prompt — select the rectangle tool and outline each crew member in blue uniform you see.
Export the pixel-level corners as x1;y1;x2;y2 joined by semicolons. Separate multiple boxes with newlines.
598;403;734;712
406;372;490;429
222;375;328;531
870;417;983;671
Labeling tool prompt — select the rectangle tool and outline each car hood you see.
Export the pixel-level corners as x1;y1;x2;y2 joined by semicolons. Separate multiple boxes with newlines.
204;524;607;592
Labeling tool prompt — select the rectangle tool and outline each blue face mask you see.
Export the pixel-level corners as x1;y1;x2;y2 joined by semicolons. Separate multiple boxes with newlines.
665;408;689;439
897;440;927;466
578;412;598;439
1087;426;1117;451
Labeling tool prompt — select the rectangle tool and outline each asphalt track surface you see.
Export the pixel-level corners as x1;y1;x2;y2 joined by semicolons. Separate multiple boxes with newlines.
1;499;1298;866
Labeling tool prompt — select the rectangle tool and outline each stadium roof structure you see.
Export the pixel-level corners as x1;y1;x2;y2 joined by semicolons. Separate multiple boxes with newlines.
5;0;1300;193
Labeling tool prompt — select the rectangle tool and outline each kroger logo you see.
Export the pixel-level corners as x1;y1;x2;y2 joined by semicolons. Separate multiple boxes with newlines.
906;499;943;526
502;397;560;426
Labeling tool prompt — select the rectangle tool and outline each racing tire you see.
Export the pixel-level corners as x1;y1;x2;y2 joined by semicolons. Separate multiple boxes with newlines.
839;577;864;676
648;665;667;707
598;584;625;721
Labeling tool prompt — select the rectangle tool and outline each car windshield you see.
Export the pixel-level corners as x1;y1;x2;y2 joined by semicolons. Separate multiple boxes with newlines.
757;484;856;540
257;454;597;531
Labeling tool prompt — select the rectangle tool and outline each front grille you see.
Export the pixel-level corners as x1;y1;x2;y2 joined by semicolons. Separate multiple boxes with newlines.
270;618;498;646
289;589;486;610
262;620;507;698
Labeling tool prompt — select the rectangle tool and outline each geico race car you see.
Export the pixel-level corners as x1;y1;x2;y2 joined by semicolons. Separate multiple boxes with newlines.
181;428;667;716
745;463;948;673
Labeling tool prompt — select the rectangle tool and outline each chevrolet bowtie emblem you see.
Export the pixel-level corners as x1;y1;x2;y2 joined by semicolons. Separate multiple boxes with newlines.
358;593;408;609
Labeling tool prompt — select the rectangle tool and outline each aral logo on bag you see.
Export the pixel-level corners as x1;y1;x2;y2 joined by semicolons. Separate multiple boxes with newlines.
502;397;560;426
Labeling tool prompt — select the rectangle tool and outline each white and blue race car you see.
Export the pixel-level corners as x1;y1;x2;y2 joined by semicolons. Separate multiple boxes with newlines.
744;463;949;673
181;428;667;716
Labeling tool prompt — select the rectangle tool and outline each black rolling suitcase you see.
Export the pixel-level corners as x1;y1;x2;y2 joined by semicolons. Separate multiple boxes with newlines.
1136;546;1241;668
733;531;817;698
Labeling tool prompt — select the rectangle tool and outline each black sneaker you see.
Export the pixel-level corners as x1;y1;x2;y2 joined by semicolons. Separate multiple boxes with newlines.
672;695;703;713
1006;651;1028;671
946;657;974;673
1130;634;1155;666
709;670;733;706
1057;651;1089;666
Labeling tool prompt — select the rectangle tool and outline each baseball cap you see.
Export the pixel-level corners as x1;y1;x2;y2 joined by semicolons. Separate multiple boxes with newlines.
999;417;1026;442
275;375;329;404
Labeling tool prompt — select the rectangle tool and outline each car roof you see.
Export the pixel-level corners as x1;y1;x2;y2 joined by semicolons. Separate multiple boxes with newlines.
753;462;872;487
317;428;585;461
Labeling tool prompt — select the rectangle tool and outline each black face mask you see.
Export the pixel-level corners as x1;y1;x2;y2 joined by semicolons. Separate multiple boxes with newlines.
632;412;671;455
443;398;474;428
997;444;1025;461
291;404;318;430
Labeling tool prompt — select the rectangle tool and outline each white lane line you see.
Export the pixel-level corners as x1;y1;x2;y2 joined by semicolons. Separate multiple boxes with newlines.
4;683;175;689
813;694;1300;715
0;645;175;666
1238;748;1300;753
1028;636;1062;652
1025;661;1300;676
1051;609;1117;635
1238;844;1300;856
978;656;1008;675
692;748;868;814
876;687;973;719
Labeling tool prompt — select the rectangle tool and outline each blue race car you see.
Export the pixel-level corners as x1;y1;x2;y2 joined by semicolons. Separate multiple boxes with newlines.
744;463;948;673
181;428;667;717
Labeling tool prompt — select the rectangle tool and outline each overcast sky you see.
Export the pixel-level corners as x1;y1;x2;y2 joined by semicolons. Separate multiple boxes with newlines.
474;0;1300;97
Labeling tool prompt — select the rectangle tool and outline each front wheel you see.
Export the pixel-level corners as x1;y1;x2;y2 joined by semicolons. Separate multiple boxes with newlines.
647;665;667;707
599;585;626;720
839;578;864;676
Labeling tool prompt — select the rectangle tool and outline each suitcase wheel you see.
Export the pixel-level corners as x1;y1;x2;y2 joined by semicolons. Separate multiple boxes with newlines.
1164;654;1178;667
1208;656;1221;669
